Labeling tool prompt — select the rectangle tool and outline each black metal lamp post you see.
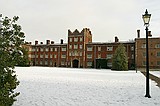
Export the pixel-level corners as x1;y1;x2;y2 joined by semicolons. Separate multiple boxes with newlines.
0;14;2;28
142;9;151;98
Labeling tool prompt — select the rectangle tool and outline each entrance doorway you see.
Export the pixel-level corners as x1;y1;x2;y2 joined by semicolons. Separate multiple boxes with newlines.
73;59;79;68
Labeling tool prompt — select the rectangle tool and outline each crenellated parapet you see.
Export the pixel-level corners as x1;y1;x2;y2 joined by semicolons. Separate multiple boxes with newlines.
68;28;92;36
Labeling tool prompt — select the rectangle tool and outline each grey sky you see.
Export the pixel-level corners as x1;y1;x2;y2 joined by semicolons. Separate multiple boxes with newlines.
1;0;160;43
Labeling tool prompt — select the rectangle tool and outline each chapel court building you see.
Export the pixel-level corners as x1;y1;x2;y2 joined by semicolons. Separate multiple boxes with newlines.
25;28;135;69
135;30;160;69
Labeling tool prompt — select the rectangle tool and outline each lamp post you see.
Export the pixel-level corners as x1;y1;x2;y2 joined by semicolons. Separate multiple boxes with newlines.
0;14;2;28
142;9;151;98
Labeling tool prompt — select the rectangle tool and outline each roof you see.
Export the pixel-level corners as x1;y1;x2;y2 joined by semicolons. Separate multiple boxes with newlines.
86;41;135;45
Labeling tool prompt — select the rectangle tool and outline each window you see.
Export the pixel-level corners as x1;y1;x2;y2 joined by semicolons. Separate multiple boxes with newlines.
107;63;112;67
45;61;48;65
107;46;113;51
40;54;43;58
80;52;82;56
50;61;52;65
79;45;83;49
69;52;72;56
68;62;70;65
35;48;38;52
54;54;57;58
35;55;38;58
80;37;83;42
62;47;66;51
87;54;92;59
74;38;78;42
32;48;35;52
40;61;43;65
50;48;53;51
61;54;66;58
28;54;31;58
29;48;32;52
69;38;72;42
131;46;134;51
40;48;43;52
142;43;146;48
143;52;146;57
106;54;113;59
55;48;57;51
87;62;92;67
72;52;75;56
75;51;78;56
87;46;92;51
61;61;65;65
157;61;160;65
155;44;160;48
69;44;72;49
50;54;53;58
74;44;78;49
157;52;160;57
131;54;134;59
98;47;101;51
46;48;49;52
98;54;101;58
31;55;35;58
143;61;146;66
45;54;48;58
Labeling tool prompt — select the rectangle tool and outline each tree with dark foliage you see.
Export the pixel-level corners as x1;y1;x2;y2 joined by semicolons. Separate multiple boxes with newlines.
112;44;128;71
0;15;25;106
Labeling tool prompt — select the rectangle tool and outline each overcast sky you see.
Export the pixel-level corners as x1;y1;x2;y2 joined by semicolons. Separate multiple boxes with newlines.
1;0;160;43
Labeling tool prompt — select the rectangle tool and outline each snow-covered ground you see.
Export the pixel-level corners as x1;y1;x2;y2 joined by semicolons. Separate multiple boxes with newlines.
13;67;160;106
150;71;160;78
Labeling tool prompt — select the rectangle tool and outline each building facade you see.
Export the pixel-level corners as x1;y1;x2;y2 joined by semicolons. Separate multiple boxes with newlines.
25;28;137;69
135;30;160;68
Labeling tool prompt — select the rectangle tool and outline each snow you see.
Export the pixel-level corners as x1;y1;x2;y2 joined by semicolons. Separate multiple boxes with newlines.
13;67;160;106
150;71;160;78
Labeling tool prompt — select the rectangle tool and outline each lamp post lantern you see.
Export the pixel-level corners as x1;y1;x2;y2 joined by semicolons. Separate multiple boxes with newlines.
142;9;151;98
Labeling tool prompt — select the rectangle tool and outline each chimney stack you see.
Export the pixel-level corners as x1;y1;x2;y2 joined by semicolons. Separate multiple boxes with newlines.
51;41;54;44
137;30;140;38
115;36;119;42
35;40;38;45
148;31;152;37
60;39;63;44
46;40;50;45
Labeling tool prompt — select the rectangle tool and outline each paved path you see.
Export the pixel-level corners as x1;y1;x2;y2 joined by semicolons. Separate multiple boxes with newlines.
141;71;160;88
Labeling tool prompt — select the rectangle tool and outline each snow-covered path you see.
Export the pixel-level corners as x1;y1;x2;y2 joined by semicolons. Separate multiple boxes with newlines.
150;71;160;78
13;67;160;106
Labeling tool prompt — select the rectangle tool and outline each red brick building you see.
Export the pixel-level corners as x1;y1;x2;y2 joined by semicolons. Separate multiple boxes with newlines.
135;30;160;69
26;28;136;69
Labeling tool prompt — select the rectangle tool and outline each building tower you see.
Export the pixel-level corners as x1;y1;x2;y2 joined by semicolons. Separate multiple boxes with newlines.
67;28;92;68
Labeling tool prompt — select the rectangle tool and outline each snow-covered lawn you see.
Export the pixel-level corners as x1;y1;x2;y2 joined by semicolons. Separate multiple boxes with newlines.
13;67;160;106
